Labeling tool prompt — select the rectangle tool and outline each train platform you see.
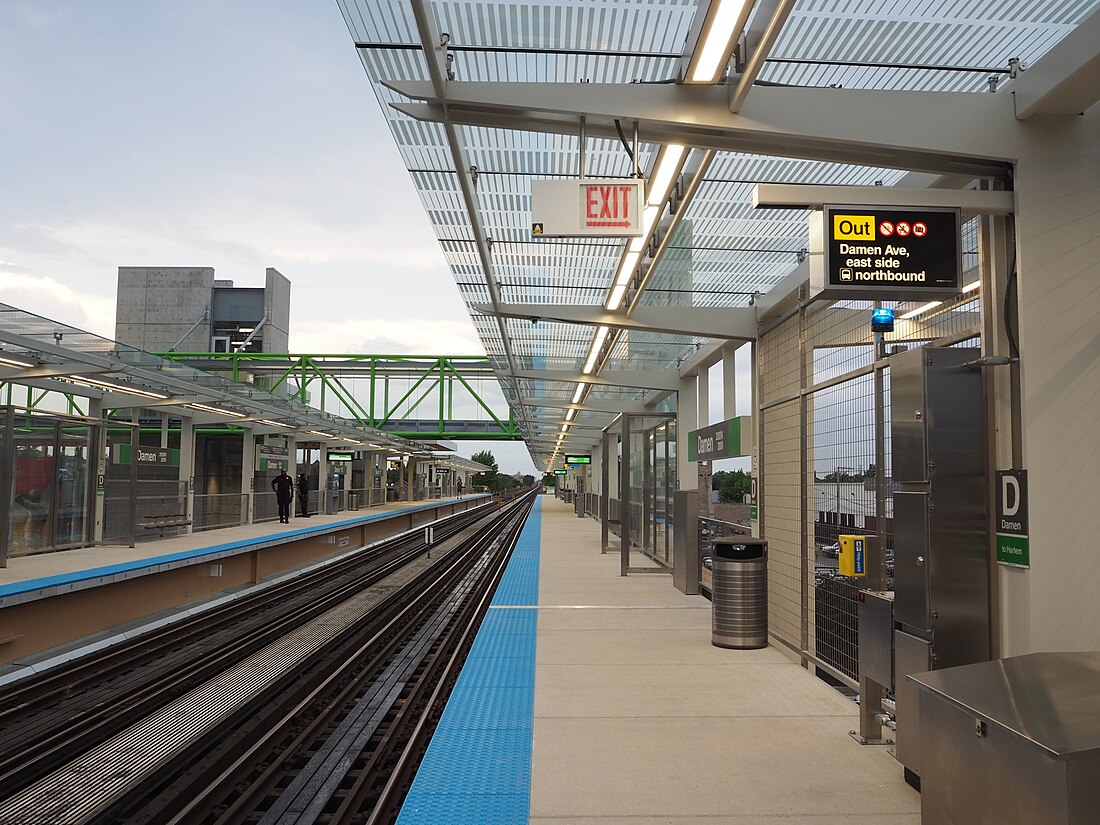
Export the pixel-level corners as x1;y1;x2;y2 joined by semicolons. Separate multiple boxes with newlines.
0;494;490;599
399;494;921;824
0;494;491;670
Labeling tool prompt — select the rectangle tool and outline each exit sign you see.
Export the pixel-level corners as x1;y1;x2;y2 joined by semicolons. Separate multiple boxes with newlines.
531;179;644;238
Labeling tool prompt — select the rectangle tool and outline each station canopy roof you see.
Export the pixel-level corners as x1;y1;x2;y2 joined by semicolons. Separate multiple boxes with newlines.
0;303;435;456
339;0;1099;467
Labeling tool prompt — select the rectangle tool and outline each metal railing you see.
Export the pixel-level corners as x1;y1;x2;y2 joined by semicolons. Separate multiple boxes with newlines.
193;493;247;533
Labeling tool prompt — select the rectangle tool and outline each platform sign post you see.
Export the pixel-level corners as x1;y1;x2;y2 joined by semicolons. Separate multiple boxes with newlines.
809;205;962;301
996;469;1030;567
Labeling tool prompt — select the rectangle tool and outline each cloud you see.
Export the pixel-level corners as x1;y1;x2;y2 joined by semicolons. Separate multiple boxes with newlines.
291;318;485;355
0;266;115;338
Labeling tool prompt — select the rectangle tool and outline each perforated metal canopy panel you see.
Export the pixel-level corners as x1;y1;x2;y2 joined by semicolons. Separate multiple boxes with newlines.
338;0;1099;464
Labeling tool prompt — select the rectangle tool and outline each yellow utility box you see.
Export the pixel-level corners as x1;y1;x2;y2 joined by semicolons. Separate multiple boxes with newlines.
838;535;867;577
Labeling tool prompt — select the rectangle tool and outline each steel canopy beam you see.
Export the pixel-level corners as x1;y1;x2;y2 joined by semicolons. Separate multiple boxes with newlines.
473;303;757;340
1012;6;1100;118
517;399;659;416
385;80;1020;178
513;369;680;392
753;184;1016;214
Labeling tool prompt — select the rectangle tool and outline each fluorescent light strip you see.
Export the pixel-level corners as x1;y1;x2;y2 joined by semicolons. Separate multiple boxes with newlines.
963;280;980;292
614;251;641;286
900;301;943;320
572;384;585;404
308;430;334;438
66;375;168;400
187;403;247;418
691;0;749;82
565;408;576;421
583;326;610;374
257;419;292;428
0;355;33;368
606;283;628;311
646;145;685;207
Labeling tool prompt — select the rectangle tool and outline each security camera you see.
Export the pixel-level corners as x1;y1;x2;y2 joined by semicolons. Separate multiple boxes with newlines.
531;317;541;324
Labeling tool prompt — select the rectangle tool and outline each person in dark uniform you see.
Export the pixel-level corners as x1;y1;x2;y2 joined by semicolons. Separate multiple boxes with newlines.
272;469;294;523
296;473;310;518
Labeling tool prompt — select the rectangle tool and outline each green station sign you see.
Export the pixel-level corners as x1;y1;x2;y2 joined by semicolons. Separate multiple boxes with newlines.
688;416;752;462
565;455;591;465
554;469;567;476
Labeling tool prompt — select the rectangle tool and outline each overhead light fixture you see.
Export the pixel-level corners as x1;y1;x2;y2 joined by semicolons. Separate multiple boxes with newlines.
187;402;247;418
565;408;576;421
560;423;570;433
572;384;585;404
65;375;169;400
614;251;641;287
684;0;752;84
309;430;335;438
0;353;35;369
258;419;293;428
646;145;685;207
900;301;943;320
963;280;980;293
606;283;629;311
583;326;610;374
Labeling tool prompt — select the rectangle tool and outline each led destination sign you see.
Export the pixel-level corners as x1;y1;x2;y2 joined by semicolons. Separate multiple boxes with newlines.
810;205;962;301
565;455;591;465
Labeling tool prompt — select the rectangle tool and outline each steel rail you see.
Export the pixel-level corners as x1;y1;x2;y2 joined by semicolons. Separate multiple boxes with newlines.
117;492;536;825
0;505;495;797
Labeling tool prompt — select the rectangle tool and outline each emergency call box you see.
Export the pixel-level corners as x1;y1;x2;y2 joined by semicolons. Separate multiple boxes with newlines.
838;535;867;577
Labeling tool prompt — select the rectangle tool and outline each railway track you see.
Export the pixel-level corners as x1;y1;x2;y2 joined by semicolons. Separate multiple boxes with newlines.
0;490;535;825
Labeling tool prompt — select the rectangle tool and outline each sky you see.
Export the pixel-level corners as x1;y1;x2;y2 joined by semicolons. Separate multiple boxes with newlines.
0;0;538;475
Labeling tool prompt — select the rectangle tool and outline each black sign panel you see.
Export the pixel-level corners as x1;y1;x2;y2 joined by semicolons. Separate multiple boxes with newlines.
996;469;1029;536
811;205;962;301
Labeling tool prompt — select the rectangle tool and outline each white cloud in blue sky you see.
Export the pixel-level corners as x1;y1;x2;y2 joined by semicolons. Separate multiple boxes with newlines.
0;0;537;473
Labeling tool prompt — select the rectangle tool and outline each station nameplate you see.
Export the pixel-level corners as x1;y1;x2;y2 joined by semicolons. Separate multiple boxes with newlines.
810;205;962;301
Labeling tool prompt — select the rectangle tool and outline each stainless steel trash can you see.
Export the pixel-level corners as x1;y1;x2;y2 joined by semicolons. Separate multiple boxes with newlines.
711;537;768;649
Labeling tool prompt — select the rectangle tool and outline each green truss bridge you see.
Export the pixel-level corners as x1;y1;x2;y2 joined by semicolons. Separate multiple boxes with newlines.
159;353;522;441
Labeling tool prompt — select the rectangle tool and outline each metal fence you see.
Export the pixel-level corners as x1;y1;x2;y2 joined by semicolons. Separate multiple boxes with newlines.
193;493;247;532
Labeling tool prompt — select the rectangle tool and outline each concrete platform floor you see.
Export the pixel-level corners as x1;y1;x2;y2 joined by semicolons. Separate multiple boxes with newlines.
532;496;920;824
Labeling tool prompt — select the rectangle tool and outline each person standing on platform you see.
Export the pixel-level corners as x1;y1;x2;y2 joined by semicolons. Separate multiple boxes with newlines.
272;469;294;524
296;472;311;518
456;478;463;498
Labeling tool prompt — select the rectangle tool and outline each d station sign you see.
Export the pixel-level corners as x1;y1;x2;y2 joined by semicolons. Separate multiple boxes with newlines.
809;205;962;301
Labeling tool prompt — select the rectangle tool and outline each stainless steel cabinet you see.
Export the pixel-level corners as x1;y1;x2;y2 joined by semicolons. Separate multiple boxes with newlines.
889;346;990;779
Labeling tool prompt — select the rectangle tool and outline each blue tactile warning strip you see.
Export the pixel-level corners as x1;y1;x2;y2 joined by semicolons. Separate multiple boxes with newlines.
396;496;542;825
0;496;492;605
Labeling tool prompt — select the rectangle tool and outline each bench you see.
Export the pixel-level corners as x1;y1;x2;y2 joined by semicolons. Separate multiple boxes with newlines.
139;514;192;530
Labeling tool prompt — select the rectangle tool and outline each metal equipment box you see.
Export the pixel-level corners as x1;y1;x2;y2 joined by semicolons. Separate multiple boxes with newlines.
913;652;1100;824
857;590;894;688
889;346;990;778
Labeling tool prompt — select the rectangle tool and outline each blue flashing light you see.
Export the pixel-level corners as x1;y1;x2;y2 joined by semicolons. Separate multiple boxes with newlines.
871;307;895;333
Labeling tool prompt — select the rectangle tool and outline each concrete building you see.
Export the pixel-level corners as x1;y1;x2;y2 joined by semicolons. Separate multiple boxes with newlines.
114;266;291;354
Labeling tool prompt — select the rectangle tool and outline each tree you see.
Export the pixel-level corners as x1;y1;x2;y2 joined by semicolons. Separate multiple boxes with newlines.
522;474;536;487
470;450;498;473
717;469;751;503
470;450;520;492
